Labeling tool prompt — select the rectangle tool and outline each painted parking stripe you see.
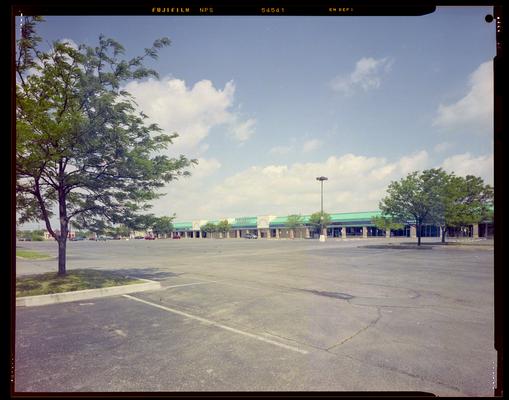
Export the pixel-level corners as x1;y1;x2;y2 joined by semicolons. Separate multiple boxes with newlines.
161;281;218;290
122;294;309;355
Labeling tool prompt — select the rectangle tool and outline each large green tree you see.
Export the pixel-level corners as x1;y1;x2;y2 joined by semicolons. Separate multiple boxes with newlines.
379;170;445;246
379;168;493;245
16;17;197;274
430;172;493;242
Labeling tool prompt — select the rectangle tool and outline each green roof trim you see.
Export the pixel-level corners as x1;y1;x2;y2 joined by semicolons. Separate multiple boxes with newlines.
269;215;310;226
232;216;257;228
173;222;192;230
174;211;389;230
329;211;382;223
269;211;382;227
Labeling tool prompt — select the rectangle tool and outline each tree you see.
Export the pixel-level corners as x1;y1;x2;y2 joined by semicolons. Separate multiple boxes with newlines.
16;17;197;275
217;220;232;238
308;211;331;236
379;170;445;246
201;222;217;238
434;174;493;242
371;215;404;237
152;216;175;238
285;214;303;239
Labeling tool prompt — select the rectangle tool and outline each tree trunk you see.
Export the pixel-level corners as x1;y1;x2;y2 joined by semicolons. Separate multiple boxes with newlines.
57;237;67;275
441;226;446;243
58;180;68;275
417;223;421;246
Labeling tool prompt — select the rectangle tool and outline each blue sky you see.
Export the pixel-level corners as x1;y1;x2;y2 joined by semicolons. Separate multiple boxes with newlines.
19;6;495;226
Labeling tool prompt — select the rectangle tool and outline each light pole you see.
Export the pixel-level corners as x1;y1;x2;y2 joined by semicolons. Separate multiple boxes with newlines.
316;176;328;241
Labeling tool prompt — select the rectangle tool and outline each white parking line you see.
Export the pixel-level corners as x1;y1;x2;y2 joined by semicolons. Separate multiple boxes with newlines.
122;294;309;355
161;281;218;290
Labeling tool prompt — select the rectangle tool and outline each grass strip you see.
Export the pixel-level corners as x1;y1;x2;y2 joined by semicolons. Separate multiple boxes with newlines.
16;269;142;297
16;248;53;260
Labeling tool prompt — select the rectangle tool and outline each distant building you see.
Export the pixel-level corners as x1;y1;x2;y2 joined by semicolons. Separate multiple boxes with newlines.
171;210;493;240
43;230;75;240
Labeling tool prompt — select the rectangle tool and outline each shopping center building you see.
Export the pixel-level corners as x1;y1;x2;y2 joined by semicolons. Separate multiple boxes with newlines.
171;210;494;240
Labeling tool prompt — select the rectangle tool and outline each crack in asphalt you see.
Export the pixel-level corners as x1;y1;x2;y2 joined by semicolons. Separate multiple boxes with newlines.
340;353;465;395
325;306;382;351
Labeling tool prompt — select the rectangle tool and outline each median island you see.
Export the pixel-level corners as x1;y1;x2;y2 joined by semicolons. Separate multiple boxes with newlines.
16;269;142;297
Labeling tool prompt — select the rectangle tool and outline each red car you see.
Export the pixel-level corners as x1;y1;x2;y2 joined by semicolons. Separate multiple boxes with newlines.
172;235;181;239
144;236;156;240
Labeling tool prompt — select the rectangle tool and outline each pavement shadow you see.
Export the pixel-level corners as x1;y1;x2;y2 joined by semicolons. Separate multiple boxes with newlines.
100;268;185;281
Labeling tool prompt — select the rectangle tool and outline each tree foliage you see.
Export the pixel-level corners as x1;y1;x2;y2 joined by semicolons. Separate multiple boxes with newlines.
16;17;197;274
285;214;303;239
379;168;493;245
152;216;175;237
216;220;232;237
308;211;331;233
201;222;218;236
371;215;404;234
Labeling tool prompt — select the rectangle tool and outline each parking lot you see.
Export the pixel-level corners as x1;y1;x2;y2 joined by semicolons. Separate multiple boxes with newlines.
15;238;496;395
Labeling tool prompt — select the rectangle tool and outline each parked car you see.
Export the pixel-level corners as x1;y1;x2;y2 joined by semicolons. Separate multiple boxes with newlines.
172;235;181;239
144;236;156;240
134;236;144;240
96;235;113;241
244;233;257;239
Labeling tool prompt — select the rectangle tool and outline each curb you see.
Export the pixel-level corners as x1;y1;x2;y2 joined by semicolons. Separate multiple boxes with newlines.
16;278;162;307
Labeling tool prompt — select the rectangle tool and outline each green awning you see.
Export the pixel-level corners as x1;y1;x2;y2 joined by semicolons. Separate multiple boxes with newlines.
173;222;192;230
232;216;257;228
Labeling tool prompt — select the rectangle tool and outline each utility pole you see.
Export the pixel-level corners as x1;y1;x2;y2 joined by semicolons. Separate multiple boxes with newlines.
316;176;328;241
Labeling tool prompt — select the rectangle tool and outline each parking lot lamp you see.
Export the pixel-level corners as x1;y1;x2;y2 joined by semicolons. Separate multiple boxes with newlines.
316;176;328;241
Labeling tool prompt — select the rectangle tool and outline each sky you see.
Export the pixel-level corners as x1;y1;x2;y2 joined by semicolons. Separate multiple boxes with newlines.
17;6;496;228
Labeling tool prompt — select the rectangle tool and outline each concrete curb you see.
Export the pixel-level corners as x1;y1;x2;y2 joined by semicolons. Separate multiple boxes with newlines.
16;278;161;307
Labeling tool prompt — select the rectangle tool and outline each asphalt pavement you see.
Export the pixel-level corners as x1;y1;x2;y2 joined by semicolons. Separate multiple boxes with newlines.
15;238;496;394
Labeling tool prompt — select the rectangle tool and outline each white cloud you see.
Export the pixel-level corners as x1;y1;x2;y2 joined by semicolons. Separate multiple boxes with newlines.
123;77;255;154
441;153;493;185
432;61;493;135
58;38;79;50
148;157;222;218
141;149;493;222
159;150;432;220
433;142;454;153
229;117;256;142
397;150;429;174
302;139;323;153
269;145;294;156
331;57;394;94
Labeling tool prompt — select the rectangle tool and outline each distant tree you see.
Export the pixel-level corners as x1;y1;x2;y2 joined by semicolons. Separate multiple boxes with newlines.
152;216;175;238
431;173;493;242
201;222;217;238
16;17;197;275
308;211;331;236
285;214;303;239
380;169;452;246
216;220;232;238
20;230;33;240
371;215;404;236
124;214;157;233
30;230;45;241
